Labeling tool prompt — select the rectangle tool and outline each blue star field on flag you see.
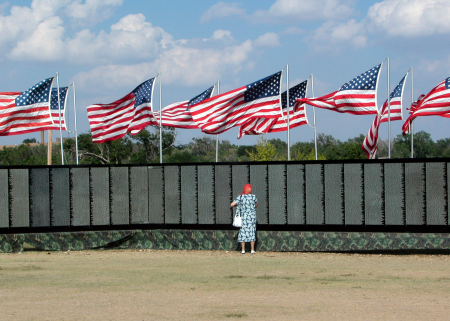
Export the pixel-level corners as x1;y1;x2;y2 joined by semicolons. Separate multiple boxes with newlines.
446;77;450;90
245;71;282;102
340;64;381;91
15;78;53;106
51;87;68;110
389;75;407;99
132;77;155;107
188;85;215;108
282;80;308;109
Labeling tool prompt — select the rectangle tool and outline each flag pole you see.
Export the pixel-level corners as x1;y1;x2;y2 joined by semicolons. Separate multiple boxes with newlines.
159;74;163;163
47;130;52;165
410;67;414;158
215;80;220;162
286;64;291;161
57;73;64;165
311;74;318;160
387;57;391;159
73;83;79;165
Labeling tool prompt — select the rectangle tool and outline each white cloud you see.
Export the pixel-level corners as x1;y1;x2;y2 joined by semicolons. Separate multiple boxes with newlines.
64;0;123;25
73;62;154;93
200;2;245;23
209;29;234;41
0;1;62;46
8;13;172;64
0;1;257;92
308;19;367;52
252;0;355;22
74;30;255;91
367;0;450;37
9;16;65;61
254;32;280;47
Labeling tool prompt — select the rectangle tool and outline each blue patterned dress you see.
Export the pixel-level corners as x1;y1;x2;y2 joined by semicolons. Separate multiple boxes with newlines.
234;194;258;242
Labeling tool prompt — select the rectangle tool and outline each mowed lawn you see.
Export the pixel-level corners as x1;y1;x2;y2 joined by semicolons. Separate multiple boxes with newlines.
1;250;450;320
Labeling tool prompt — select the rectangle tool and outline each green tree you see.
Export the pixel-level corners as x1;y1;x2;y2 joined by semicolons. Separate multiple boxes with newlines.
392;131;436;158
22;138;37;144
0;144;47;165
247;137;280;161
339;134;366;160
267;138;287;158
435;138;450;157
130;126;177;164
77;132;132;164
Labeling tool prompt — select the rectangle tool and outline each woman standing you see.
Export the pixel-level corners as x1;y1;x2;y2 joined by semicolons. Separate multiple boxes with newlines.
230;184;258;254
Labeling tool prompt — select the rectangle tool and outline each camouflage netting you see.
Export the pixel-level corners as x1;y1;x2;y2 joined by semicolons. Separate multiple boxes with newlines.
1;230;450;253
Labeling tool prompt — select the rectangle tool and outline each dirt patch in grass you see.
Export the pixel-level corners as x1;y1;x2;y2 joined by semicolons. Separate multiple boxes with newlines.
1;250;450;320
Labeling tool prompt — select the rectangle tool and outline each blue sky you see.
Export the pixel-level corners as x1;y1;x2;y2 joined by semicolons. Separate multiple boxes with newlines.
1;0;450;147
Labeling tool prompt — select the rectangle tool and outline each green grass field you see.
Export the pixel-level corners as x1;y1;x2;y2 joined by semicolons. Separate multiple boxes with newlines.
1;250;450;320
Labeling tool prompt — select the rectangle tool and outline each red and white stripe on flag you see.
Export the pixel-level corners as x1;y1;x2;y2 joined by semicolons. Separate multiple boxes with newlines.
190;72;283;135
154;85;214;129
379;97;402;124
0;77;55;136
297;64;382;115
153;100;198;129
361;112;381;159
238;103;308;138
403;77;450;134
87;78;157;143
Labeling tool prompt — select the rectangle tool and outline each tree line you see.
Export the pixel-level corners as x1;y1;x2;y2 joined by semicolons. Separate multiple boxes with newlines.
0;126;449;165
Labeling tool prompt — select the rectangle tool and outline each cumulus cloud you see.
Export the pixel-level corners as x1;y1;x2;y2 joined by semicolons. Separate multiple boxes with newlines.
254;32;280;47
208;29;234;41
252;0;355;22
200;2;245;23
367;0;450;37
8;13;173;64
64;0;123;25
305;0;450;52
307;19;367;52
74;35;254;91
0;1;62;46
9;16;65;61
0;1;259;92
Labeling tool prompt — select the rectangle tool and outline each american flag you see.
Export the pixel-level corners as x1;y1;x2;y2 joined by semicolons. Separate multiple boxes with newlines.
362;73;409;159
408;94;425;115
403;77;450;134
87;77;157;143
0;77;55;136
379;73;408;124
297;64;382;115
189;71;283;134
238;80;308;138
153;85;215;129
39;86;70;131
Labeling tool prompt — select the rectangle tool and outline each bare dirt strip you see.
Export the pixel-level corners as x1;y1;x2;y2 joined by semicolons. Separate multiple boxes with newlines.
1;250;450;320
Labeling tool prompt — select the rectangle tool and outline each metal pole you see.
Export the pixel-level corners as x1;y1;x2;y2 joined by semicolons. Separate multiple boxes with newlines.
159;73;162;164
411;67;414;158
387;57;391;159
57;73;64;165
286;64;290;161
311;74;318;160
215;80;220;162
73;83;79;165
